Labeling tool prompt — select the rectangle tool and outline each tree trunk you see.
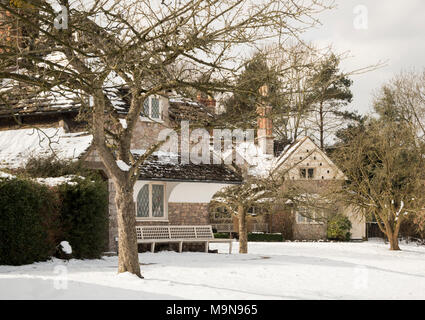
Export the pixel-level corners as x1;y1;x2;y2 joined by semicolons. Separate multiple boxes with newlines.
115;184;142;277
319;101;324;150
388;233;401;251
238;205;248;254
90;92;142;277
381;216;401;251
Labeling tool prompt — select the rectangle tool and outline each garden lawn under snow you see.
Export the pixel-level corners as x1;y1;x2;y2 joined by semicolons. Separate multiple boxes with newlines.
1;240;425;300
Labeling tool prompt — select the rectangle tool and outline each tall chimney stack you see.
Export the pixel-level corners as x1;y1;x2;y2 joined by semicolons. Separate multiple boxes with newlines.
197;92;216;114
257;85;274;155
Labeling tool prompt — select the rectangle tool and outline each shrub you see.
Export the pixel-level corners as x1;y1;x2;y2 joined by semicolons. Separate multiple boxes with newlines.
248;233;283;242
327;214;352;241
214;233;233;239
24;156;97;179
0;178;60;265
58;178;108;259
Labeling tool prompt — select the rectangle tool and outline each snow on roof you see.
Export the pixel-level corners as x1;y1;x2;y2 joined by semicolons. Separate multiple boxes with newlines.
274;137;307;169
230;142;276;178
0;128;92;169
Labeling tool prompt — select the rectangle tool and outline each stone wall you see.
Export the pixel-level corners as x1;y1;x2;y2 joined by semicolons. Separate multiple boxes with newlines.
131;121;169;150
293;223;327;240
107;182;212;252
168;202;210;225
269;211;295;240
269;207;327;240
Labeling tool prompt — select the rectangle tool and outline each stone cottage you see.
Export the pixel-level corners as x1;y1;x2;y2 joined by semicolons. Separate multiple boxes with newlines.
208;96;366;241
0;86;246;252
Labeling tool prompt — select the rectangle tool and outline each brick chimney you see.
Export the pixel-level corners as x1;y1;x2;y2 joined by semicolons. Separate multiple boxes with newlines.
197;92;216;113
257;85;274;155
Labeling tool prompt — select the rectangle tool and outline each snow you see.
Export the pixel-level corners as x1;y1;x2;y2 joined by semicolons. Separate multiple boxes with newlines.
1;240;425;299
59;241;72;255
116;160;131;171
119;118;128;129
0;171;15;179
0;128;92;169
36;175;81;187
131;149;179;164
0;172;83;186
274;137;305;169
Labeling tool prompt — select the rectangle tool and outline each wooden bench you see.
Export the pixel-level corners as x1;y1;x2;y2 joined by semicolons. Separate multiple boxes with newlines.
136;225;233;254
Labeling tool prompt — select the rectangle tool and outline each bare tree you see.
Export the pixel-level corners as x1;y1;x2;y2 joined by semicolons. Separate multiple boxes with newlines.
374;69;425;139
211;171;282;253
333;120;425;250
0;0;332;276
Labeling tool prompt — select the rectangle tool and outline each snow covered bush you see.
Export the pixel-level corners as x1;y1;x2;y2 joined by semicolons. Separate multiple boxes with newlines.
58;178;108;259
23;156;91;178
0;178;60;265
327;214;352;241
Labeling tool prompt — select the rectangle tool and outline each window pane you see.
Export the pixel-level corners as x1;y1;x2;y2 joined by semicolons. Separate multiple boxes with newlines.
151;98;160;119
152;185;164;217
308;168;314;179
137;185;149;217
142;99;149;117
297;213;305;223
300;168;306;178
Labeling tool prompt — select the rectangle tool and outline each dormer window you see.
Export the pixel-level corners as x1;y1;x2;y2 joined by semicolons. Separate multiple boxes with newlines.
142;97;161;120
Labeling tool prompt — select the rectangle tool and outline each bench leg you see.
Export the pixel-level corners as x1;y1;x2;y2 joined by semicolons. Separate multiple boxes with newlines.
151;242;155;253
229;241;232;254
179;242;183;253
205;241;209;253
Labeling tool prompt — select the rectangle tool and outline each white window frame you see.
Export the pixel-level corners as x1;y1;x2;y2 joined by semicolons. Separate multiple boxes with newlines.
140;96;162;121
136;182;167;221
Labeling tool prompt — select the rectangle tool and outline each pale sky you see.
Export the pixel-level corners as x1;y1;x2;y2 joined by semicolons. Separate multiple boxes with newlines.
302;0;425;115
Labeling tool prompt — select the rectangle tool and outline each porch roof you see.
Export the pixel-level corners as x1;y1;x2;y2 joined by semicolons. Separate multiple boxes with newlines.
137;155;242;184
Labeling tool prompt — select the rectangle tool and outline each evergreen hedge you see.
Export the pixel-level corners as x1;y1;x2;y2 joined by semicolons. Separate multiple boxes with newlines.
0;178;60;265
248;233;283;242
58;178;108;259
327;214;352;241
0;173;108;265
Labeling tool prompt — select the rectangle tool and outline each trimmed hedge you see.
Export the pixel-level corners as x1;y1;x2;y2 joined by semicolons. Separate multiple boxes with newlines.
248;233;283;242
214;233;233;239
0;178;60;265
327;214;352;241
58;178;108;259
214;232;284;242
0;174;108;265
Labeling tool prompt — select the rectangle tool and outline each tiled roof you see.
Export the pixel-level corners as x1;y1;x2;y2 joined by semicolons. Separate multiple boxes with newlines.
137;154;242;184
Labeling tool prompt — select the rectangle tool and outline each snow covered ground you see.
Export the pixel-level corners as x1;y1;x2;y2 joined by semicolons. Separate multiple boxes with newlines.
1;240;425;300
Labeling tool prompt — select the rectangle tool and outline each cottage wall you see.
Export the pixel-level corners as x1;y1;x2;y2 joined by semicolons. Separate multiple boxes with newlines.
107;185;212;252
272;138;365;240
130;95;171;150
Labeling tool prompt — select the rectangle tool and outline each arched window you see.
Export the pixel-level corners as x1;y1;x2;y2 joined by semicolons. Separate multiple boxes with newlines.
137;185;149;218
137;183;165;219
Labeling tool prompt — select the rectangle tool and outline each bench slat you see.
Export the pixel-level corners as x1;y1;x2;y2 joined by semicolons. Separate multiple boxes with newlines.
135;225;233;254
